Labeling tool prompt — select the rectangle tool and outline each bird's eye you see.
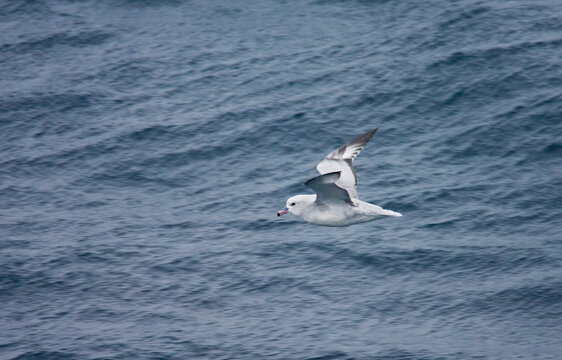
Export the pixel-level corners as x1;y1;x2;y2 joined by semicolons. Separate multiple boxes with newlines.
290;202;296;206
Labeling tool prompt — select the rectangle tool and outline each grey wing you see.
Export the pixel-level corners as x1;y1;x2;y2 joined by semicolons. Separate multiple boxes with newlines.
316;128;377;200
305;172;353;205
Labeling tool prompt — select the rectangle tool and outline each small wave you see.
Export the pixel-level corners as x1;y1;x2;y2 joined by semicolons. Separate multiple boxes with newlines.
118;0;184;8
0;92;104;124
8;351;80;360
438;280;562;321
438;6;491;30
305;351;349;360
150;256;201;274
263;242;553;278
0;0;53;18
429;38;562;71
1;30;112;55
541;142;562;156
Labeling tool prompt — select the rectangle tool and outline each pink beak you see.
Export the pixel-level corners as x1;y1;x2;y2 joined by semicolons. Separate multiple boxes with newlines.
277;207;289;217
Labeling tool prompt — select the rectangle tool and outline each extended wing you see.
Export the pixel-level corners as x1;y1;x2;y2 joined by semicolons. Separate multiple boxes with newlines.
316;128;377;202
304;172;353;206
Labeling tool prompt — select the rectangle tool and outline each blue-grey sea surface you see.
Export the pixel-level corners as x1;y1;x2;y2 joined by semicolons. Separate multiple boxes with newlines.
1;0;561;359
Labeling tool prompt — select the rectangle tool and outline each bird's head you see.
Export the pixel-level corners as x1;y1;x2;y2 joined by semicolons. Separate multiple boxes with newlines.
277;195;314;218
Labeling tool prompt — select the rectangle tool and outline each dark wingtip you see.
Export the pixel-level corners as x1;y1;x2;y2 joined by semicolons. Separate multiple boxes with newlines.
345;128;378;150
355;128;378;142
367;128;378;137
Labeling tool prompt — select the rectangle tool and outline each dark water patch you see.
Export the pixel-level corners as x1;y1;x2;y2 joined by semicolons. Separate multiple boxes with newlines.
371;348;449;360
493;92;562;123
152;142;240;167
480;282;562;317
149;256;201;274
529;13;562;32
224;274;303;296
496;178;562;209
97;58;159;89
466;210;561;237
538;142;562;160
417;184;494;203
9;351;80;360
0;268;83;301
434;111;560;164
313;0;394;9
438;6;491;31
87;168;168;190
263;243;553;278
0;124;205;185
126;124;180;142
440;280;562;321
351;88;410;110
305;351;349;360
0;220;54;237
541;138;562;154
0;185;53;209
69;199;109;209
118;0;186;8
160;220;195;229
0;0;54;18
75;304;129;323
1;30;112;55
253;70;338;98
441;71;533;107
423;217;459;229
0;92;104;115
428;37;562;71
237;218;278;231
0;143;123;182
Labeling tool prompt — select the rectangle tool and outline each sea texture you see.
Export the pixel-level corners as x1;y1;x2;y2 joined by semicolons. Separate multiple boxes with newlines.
1;1;561;359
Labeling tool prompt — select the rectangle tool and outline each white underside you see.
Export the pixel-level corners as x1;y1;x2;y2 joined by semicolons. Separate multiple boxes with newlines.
296;199;402;227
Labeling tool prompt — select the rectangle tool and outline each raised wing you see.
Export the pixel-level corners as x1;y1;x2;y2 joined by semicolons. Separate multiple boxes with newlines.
316;128;377;201
304;172;353;205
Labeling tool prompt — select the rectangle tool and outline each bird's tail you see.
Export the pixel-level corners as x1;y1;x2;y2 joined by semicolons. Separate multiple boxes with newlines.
385;209;403;217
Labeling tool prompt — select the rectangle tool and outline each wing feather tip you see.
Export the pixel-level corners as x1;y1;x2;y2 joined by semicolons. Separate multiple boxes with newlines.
356;128;378;144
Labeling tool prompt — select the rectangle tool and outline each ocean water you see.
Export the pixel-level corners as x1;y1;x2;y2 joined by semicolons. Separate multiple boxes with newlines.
1;0;561;359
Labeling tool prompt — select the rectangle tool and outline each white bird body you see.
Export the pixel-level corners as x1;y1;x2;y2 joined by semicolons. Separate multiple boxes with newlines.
278;129;402;227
